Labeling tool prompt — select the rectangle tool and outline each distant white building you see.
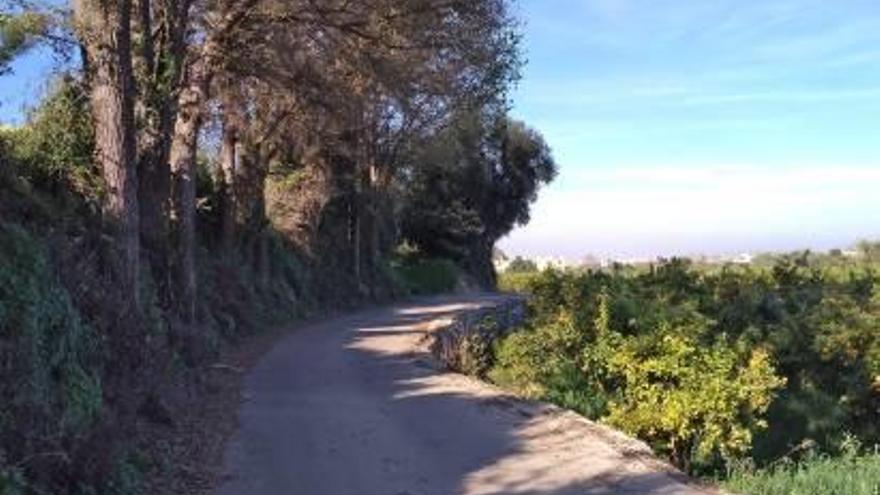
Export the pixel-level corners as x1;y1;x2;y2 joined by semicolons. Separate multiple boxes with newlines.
533;256;570;271
729;253;754;264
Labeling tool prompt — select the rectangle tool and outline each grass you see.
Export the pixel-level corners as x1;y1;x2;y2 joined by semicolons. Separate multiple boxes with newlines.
722;449;880;495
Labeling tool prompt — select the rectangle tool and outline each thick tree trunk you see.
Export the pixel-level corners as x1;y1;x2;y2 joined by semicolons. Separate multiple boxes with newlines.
137;109;174;290
169;59;208;322
368;163;396;277
75;0;141;312
135;0;191;295
466;237;497;291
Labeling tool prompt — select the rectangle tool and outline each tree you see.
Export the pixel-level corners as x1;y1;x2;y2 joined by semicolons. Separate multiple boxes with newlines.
133;0;195;288
401;112;556;287
0;12;47;75
2;77;97;199
73;0;140;311
507;256;537;273
2;1;540;491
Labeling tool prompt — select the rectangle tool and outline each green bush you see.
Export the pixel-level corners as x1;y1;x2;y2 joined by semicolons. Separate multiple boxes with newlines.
490;310;608;418
497;271;538;293
391;257;461;295
1;77;98;205
487;258;880;474
604;331;783;470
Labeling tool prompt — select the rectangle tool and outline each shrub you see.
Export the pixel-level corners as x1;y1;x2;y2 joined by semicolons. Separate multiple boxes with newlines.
497;271;538;293
488;266;800;472
604;331;784;470
0;223;102;486
490;310;608;418
505;256;538;273
3;77;98;203
391;257;461;295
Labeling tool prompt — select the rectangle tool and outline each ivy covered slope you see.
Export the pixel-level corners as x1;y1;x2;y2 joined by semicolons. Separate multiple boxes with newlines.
493;256;880;492
0;225;103;493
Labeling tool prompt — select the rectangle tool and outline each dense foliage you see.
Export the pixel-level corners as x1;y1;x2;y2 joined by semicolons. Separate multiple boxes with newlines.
493;256;880;477
3;79;99;204
0;0;561;492
400;112;556;287
505;256;539;273
389;256;463;296
0;225;102;492
0;12;46;75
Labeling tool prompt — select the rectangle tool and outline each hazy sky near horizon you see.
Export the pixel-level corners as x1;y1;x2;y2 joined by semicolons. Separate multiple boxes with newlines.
501;0;880;259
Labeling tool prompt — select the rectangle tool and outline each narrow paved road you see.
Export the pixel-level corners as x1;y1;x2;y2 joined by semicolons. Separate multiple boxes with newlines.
215;294;715;495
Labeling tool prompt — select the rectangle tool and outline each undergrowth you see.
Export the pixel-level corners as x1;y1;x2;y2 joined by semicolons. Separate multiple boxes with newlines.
390;256;461;295
0;222;103;493
723;439;880;495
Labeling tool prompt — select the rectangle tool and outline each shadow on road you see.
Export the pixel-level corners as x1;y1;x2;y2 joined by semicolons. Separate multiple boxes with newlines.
215;294;709;495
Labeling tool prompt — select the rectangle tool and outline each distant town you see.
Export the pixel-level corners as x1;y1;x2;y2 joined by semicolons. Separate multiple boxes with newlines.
494;247;866;273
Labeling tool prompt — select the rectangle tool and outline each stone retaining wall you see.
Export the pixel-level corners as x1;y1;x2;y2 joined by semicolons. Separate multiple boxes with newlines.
429;296;526;377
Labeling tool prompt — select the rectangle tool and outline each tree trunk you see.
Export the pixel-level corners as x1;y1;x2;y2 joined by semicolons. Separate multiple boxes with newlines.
137;105;174;294
368;162;397;281
239;144;271;284
218;84;243;255
367;164;381;278
169;58;208;323
135;0;191;295
352;173;362;287
74;0;141;312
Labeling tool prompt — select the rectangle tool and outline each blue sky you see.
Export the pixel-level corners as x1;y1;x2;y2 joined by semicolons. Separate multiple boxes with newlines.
2;1;879;259
0;45;59;124
502;0;880;259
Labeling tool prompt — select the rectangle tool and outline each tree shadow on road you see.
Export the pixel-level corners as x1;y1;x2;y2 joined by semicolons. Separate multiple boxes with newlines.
334;296;713;495
215;295;713;495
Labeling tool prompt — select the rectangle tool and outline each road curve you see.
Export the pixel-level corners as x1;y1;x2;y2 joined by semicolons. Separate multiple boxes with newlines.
214;294;715;495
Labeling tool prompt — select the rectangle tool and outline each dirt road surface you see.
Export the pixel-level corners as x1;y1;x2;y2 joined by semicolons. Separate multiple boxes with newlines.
214;294;716;495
